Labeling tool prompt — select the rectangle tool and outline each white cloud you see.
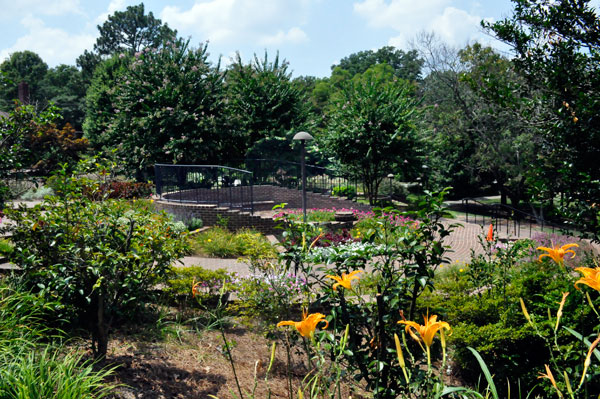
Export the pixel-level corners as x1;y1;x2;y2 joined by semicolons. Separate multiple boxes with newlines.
160;0;313;46
354;0;492;49
0;0;84;18
0;15;95;66
95;0;132;25
259;27;308;46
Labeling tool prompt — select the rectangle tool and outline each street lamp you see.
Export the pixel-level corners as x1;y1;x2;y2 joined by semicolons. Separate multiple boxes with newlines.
387;173;394;199
293;131;314;223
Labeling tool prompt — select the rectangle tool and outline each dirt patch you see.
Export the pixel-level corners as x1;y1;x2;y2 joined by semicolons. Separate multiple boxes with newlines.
100;317;367;399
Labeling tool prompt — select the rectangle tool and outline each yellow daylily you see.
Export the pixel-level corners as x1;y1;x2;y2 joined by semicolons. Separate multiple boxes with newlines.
537;243;578;265
398;314;450;370
277;310;329;338
574;267;600;292
326;270;362;291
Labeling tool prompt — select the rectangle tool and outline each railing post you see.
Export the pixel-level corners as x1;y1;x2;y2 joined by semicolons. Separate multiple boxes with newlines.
250;178;254;215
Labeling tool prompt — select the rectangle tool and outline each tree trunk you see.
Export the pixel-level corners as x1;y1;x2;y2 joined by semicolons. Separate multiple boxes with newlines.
91;293;108;359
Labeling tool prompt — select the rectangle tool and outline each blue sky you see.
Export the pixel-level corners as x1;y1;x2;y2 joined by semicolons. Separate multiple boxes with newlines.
0;0;526;77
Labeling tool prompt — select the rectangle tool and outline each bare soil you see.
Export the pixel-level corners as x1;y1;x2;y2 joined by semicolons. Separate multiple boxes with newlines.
97;310;368;399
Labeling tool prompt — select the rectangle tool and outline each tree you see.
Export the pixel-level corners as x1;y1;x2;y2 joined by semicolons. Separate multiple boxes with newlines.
90;39;228;180
333;46;423;81
323;70;421;204
226;52;312;159
95;3;176;56
415;32;540;205
0;51;48;109
76;3;177;84
486;0;600;235
39;65;87;129
83;54;131;150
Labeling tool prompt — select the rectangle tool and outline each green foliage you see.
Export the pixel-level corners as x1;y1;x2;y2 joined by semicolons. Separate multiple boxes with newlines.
227;52;312;159
0;281;116;399
82;54;131;150
165;265;232;304
232;269;305;332
2;159;189;357
0;348;116;399
19;185;54;201
184;217;204;231
39;64;87;129
486;0;600;236
419;250;597;396
333;46;423;81
331;185;357;200
191;227;276;259
0;51;48;110
322;71;421;205
88;39;228;180
0;239;12;256
0;102;69;195
302;189;456;398
94;3;177;56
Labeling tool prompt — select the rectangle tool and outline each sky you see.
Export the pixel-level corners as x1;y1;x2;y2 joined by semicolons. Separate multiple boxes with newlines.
0;0;525;78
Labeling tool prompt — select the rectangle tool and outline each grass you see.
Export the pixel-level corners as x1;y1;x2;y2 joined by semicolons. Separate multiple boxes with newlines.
0;281;117;399
190;227;277;258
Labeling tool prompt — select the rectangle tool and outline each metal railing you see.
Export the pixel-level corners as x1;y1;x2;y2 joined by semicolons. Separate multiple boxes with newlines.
154;164;254;213
461;197;576;238
242;158;359;197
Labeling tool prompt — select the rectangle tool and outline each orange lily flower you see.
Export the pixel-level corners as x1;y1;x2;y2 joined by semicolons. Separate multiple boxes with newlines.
277;310;329;338
326;270;362;291
537;243;578;264
398;313;450;369
486;224;493;242
574;267;600;292
398;314;451;349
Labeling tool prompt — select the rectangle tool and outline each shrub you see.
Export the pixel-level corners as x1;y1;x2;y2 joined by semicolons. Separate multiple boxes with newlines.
418;256;596;396
0;238;12;256
191;227;277;259
232;270;306;331
2;160;189;357
331;185;357;200
97;181;154;199
165;266;232;305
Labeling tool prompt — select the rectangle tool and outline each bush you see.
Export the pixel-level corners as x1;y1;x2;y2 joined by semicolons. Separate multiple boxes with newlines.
97;181;154;199
191;227;276;259
331;185;357;200
0;238;12;256
418;255;596;396
2;160;189;357
165;266;232;305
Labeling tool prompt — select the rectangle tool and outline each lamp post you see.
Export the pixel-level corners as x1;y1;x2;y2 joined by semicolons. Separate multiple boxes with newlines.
387;173;394;199
293;131;314;223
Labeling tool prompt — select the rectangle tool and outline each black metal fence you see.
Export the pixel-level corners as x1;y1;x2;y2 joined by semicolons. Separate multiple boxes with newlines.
462;197;576;238
242;158;359;196
154;164;254;213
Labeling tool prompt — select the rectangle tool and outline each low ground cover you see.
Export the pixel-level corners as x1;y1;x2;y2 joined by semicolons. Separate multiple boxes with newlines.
190;226;277;259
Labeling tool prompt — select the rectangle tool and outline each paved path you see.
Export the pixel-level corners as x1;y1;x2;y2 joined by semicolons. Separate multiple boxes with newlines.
0;217;534;274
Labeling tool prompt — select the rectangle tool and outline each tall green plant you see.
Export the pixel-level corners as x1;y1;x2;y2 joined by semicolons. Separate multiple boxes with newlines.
306;189;456;398
2;158;189;357
323;70;421;204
